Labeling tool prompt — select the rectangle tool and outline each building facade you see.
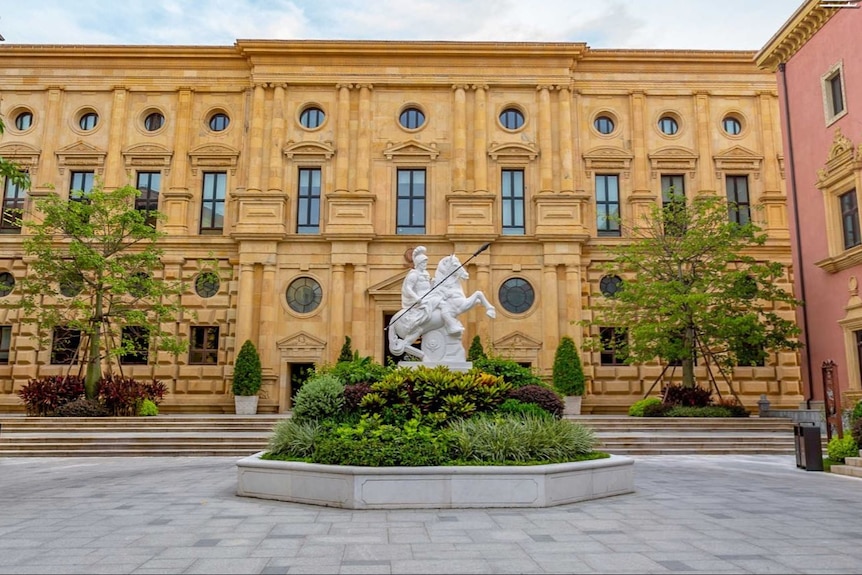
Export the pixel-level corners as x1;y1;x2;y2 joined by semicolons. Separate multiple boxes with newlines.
757;0;862;408
0;40;801;413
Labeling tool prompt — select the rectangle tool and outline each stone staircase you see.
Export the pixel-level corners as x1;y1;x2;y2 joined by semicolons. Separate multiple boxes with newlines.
0;414;801;457
829;456;862;479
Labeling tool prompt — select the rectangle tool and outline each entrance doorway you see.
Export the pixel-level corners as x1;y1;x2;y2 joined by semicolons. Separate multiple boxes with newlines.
289;362;314;402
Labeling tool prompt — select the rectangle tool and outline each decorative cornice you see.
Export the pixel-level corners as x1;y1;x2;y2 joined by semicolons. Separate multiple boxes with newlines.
755;0;838;72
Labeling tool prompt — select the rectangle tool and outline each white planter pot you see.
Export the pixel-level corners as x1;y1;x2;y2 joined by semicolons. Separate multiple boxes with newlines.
234;395;259;415
563;395;582;415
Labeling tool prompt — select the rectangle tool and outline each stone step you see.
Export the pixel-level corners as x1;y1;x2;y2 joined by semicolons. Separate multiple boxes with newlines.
829;464;862;479
842;456;862;468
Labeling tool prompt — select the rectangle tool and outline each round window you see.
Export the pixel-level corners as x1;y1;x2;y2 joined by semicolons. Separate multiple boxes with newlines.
209;113;230;132
15;112;33;131
300;107;325;129
59;272;84;297
594;115;615;135
79;112;99;131
0;272;15;297
499;108;524;130
600;275;623;298
498;278;535;314
144;112;165;132
658;116;678;135
194;272;220;298
722;116;742;135
286;277;323;314
399;107;425;130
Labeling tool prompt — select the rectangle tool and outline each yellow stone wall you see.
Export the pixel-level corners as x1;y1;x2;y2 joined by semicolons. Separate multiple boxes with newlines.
0;41;802;413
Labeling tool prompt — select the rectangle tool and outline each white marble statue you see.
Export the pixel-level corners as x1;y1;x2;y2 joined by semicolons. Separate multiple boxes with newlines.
388;246;496;363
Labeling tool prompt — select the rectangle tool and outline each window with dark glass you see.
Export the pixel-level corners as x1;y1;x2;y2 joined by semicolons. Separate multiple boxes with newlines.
722;116;741;135
286;277;323;314
594;115;615;134
840;189;860;250
144;112;164;131
0;272;14;297
501;169;525;235
79;112;98;131
135;171;160;226
189;326;219;365
194;272;220;298
51;327;81;365
297;168;321;234
661;174;686;236
500;108;524;130
300;107;325;129
59;271;84;297
596;174;621;236
200;172;226;233
498;277;535;314
70;171;95;199
396;169;425;234
128;272;150;298
399;107;425;130
0;325;10;364
600;327;627;366
829;72;845;117
658;116;678;135
209;113;229;131
15;112;33;131
120;326;150;365
599;275;623;298
725;175;750;225
1;175;26;233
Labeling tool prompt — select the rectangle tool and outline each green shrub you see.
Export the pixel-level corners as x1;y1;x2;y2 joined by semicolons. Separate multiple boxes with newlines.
827;435;858;463
97;376;168;416
291;373;346;423
325;353;389;385
338;336;354;363
472;355;543;389
138;398;159;416
55;397;108;417
664;405;736;417
232;340;262;396
552;336;585;397
268;418;322;458
497;399;554;420
850;400;862;424
628;397;662;417
467;335;486;361
852;418;862;449
642;402;672;417
715;397;750;417
343;383;373;412
448;415;599;464
507;385;564;418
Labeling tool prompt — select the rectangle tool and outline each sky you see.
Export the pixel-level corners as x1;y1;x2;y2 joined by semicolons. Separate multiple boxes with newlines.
1;0;807;51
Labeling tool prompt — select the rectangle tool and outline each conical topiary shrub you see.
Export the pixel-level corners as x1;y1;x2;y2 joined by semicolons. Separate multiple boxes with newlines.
552;336;585;397
233;340;262;397
467;335;486;362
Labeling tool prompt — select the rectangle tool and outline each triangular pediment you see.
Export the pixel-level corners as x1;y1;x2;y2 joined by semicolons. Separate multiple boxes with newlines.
714;145;762;161
493;331;543;351
713;145;763;176
56;140;107;174
0;142;40;166
488;141;538;161
582;146;632;176
188;143;240;175
648;146;698;161
583;146;633;160
277;331;327;351
368;270;410;296
122;143;172;171
284;140;335;159
383;139;439;161
648;146;698;176
57;140;104;155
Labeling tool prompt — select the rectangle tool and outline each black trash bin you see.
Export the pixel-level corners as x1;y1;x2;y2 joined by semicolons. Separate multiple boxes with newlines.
793;422;823;471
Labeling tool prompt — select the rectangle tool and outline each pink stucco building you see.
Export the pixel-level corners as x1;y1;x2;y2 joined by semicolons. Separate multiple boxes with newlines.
757;0;862;408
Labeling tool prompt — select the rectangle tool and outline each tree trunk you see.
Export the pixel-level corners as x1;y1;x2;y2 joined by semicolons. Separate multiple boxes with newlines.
84;291;103;399
682;325;696;388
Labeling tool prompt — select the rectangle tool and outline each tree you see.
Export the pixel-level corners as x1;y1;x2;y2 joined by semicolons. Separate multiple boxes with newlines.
338;336;353;363
16;181;186;398
552;336;585;396
233;340;262;396
467;335;486;362
584;193;801;391
0;116;31;191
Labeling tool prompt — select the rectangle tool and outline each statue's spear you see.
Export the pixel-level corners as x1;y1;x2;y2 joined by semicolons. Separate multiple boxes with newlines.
384;242;491;331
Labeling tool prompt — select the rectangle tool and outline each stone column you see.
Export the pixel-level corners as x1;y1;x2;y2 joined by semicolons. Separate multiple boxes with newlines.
757;91;788;239
31;88;62;194
538;85;553;193
694;91;715;194
246;84;266;193
335;84;352;193
235;263;256;349
355;84;373;194
452;85;468;193
163;88;194;235
268;84;287;193
629;90;650;195
542;263;560;367
330;264;346;360
105;87;128;189
558;85;575;194
565;263;583;347
472;84;488;193
259;262;277;373
351;264;368;352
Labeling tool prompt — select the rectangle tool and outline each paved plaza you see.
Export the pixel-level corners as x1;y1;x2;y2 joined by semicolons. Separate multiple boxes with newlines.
1;454;861;574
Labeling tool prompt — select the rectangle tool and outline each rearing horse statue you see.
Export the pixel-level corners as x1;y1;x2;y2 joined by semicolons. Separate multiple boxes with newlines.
388;251;495;362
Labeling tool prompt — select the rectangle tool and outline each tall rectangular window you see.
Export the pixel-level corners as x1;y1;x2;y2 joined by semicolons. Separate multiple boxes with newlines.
189;326;219;365
135;172;161;227
200;172;226;233
51;327;82;365
596;174;621;236
661;175;685;206
840;189;861;250
396;169;425;235
501;169;525;235
830;73;845;116
297;168;321;234
661;174;686;236
120;326;150;365
725;175;751;225
0;325;11;364
1;176;26;233
600;327;627;366
69;171;95;201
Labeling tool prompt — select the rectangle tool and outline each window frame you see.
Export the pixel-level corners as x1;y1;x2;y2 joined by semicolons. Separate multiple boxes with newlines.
499;108;525;131
120;326;150;365
600;327;627;366
70;171;95;200
189;326;219;365
501;168;525;235
200;171;226;234
594;115;615;135
1;175;26;234
840;189;861;250
15;112;33;131
399;107;426;131
595;174;621;237
822;61;848;126
395;168;426;235
51;326;82;365
135;171;161;227
296;168;322;234
725;175;751;226
299;107;325;130
0;325;11;364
